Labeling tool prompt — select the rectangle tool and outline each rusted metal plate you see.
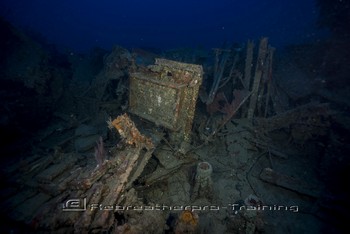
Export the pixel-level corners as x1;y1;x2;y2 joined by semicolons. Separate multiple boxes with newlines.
129;75;182;130
129;58;203;143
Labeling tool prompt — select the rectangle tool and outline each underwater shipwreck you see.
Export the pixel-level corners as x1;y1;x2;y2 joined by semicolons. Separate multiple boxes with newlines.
0;18;349;234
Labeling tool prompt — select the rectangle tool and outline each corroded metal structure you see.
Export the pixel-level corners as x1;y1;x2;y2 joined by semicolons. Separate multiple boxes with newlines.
129;58;203;143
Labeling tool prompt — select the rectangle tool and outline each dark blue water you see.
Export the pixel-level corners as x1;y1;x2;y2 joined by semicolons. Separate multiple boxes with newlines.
0;0;324;52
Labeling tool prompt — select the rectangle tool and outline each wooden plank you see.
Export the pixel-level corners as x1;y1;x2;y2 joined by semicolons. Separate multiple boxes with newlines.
36;155;78;183
260;168;321;198
1;189;37;211
8;193;51;222
247;38;268;120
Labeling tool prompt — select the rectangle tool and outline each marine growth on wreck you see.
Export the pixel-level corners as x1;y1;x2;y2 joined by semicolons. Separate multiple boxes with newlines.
0;1;349;233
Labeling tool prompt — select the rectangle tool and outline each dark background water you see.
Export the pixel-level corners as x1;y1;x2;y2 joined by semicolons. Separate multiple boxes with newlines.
0;0;325;51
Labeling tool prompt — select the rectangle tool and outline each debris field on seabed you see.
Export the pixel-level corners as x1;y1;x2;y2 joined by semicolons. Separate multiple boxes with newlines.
0;35;346;234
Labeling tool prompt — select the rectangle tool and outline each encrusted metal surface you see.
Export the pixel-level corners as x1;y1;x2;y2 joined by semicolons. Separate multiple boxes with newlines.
129;58;203;143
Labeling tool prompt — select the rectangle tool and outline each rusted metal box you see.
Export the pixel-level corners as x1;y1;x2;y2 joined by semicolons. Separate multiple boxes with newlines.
129;58;203;143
